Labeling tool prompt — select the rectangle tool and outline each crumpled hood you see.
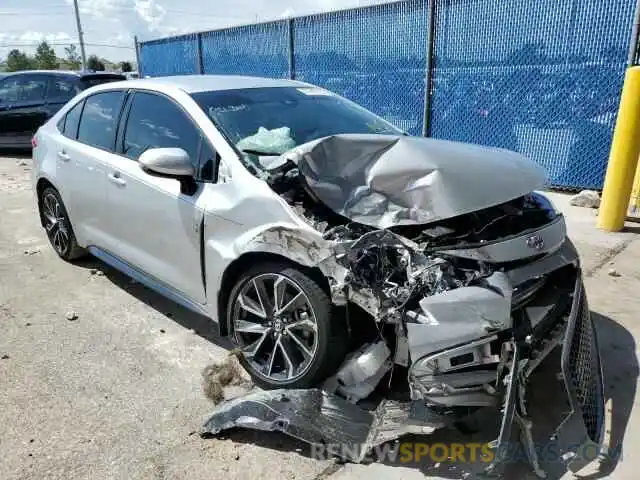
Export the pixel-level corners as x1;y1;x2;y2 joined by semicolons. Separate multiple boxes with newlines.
281;134;546;229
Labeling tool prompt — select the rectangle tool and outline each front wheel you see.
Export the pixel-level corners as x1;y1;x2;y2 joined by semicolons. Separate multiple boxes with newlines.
227;262;347;389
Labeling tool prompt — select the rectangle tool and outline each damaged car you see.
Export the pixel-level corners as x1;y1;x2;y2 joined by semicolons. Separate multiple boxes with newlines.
32;75;604;477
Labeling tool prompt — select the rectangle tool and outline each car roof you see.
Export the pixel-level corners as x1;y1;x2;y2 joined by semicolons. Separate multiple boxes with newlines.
107;74;310;94
1;70;125;78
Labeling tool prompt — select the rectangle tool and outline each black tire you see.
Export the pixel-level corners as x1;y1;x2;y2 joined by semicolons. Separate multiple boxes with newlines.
227;261;347;390
40;187;87;261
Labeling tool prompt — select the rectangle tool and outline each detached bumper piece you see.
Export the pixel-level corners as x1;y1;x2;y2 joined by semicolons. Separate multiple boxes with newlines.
556;278;606;470
486;277;605;478
201;388;451;463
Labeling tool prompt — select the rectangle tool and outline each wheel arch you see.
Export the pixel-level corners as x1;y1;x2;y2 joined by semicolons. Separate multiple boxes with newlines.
36;177;58;227
216;251;331;337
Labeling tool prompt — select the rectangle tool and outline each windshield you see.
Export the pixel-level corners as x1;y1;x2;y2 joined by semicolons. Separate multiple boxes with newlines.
191;87;403;157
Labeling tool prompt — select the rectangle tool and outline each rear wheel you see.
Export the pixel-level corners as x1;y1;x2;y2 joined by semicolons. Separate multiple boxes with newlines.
40;187;86;261
228;262;347;389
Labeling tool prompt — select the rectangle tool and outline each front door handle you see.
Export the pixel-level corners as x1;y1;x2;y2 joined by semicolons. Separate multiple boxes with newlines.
107;172;127;187
57;150;70;162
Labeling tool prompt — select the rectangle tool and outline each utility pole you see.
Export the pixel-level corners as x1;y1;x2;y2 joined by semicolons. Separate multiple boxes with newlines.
72;0;87;70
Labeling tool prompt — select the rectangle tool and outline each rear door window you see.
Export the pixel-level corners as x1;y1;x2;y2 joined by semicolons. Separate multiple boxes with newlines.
77;91;125;151
15;75;47;103
0;77;19;103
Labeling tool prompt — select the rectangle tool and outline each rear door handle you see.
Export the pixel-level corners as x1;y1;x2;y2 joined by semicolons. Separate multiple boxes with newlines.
57;151;70;162
107;172;127;187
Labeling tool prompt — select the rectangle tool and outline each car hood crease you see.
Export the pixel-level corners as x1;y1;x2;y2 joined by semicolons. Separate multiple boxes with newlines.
281;134;546;229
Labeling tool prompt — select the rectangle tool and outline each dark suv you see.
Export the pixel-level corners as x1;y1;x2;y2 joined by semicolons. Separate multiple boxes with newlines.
0;70;126;148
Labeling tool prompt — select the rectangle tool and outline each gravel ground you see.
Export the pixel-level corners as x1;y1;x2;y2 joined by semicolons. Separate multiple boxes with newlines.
1;156;639;480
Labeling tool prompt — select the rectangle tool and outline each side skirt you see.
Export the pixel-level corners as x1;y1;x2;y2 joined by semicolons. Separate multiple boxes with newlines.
88;246;210;318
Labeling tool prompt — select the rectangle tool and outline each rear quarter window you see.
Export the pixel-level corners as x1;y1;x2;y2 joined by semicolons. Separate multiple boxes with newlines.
58;100;85;139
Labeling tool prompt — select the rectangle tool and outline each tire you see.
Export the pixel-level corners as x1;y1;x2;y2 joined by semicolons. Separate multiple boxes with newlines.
40;187;86;261
227;262;347;389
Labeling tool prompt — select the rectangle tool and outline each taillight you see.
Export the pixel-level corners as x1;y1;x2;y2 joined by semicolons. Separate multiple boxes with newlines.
31;136;38;148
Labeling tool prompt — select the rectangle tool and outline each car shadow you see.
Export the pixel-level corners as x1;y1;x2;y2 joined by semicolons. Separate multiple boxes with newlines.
578;312;638;479
73;256;234;350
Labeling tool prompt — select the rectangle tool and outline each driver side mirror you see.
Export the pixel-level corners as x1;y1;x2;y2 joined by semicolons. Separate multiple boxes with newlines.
139;147;198;195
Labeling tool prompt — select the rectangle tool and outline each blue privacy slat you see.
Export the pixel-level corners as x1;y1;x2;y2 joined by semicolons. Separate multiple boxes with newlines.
138;34;198;76
293;0;428;136
137;0;638;189
201;21;289;78
430;0;636;189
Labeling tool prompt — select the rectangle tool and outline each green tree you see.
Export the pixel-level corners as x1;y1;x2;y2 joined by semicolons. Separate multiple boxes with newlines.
34;41;58;70
64;44;82;70
6;49;34;72
119;61;133;72
87;54;105;71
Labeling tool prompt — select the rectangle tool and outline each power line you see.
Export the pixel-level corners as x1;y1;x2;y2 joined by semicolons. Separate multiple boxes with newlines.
1;7;248;19
0;42;134;50
85;42;134;50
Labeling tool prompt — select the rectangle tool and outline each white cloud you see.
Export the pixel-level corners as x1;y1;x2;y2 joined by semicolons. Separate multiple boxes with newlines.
0;31;72;44
67;0;128;18
134;0;167;30
280;8;295;18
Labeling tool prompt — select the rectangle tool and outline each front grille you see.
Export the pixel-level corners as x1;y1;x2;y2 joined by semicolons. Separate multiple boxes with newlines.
567;290;604;442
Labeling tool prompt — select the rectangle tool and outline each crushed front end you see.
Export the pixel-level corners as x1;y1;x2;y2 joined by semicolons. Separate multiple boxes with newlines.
203;135;605;477
404;239;605;477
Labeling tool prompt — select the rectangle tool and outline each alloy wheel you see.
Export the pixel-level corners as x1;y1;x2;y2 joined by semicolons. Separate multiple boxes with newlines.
232;273;319;382
42;193;70;256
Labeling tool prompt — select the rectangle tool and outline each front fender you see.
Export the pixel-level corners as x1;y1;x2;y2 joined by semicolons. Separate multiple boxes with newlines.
203;218;344;323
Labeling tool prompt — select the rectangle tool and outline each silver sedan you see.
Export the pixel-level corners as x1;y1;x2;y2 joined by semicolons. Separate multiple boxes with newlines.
32;75;603;476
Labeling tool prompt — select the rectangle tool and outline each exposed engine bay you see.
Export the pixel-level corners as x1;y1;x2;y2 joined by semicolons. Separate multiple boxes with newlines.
204;134;605;478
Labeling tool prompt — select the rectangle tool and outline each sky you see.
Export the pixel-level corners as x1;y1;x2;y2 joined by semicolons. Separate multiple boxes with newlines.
0;0;389;63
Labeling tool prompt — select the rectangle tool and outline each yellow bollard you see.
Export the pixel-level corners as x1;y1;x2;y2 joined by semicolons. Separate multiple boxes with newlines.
598;66;640;232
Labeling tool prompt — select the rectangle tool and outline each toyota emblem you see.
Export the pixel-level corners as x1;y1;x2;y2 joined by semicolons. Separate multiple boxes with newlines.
526;235;545;250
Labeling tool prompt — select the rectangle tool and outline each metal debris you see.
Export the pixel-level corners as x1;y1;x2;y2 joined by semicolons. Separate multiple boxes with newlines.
65;311;78;321
23;248;40;255
608;268;621;277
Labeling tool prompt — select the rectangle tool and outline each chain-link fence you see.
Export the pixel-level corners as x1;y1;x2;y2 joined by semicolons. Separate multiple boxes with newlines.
138;0;639;190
